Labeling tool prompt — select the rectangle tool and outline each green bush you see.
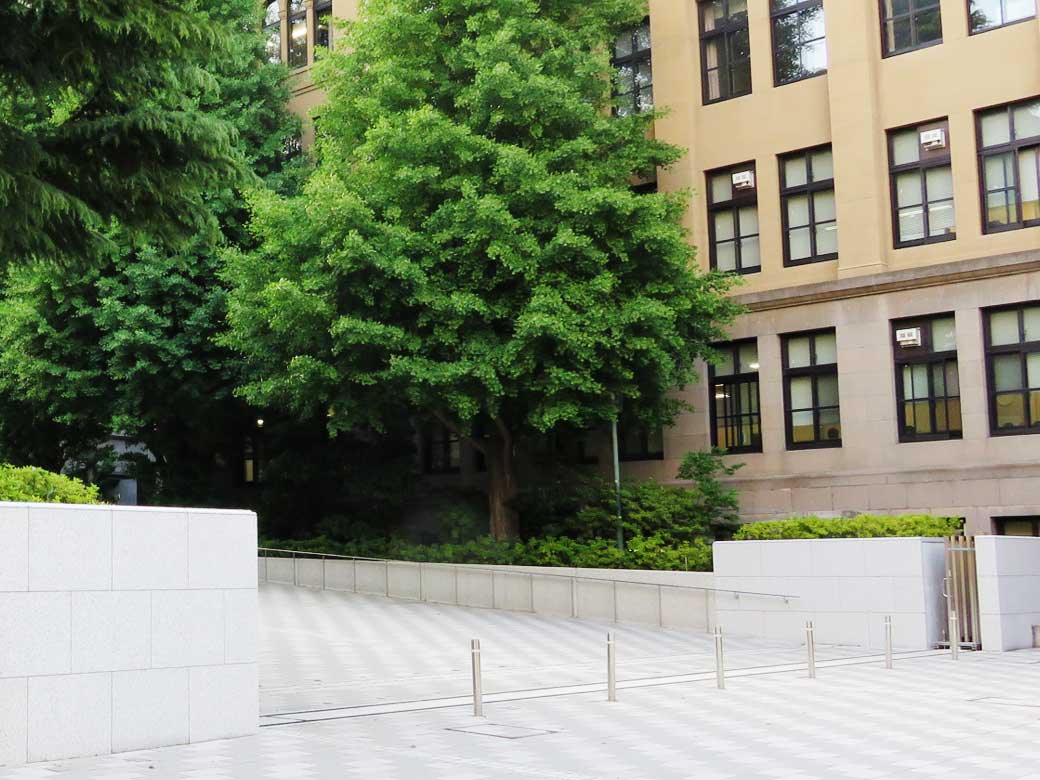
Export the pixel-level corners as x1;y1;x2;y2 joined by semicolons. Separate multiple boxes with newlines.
733;514;963;540
261;533;714;571
0;464;101;504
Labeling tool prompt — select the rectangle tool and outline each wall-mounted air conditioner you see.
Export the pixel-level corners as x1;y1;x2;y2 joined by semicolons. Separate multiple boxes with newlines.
732;170;755;190
896;327;923;347
920;128;946;151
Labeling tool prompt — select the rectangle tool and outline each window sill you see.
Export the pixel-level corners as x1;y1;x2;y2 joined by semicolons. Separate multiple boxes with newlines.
881;38;943;59
989;425;1040;437
897;432;964;443
894;232;957;250
984;220;1040;235
703;90;753;107
786;440;842;450
773;70;827;88
969;14;1037;35
784;253;838;268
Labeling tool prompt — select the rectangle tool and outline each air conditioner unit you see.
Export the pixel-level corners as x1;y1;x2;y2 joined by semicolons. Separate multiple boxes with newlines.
920;128;946;150
731;170;755;190
896;327;922;347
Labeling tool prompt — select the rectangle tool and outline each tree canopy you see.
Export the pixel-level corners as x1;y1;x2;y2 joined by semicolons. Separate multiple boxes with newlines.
223;0;741;538
0;0;250;266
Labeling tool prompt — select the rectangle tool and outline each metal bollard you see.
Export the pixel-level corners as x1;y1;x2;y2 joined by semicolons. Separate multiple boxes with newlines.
883;615;893;669
714;626;725;690
949;611;960;660
805;620;816;679
607;632;617;702
471;639;484;716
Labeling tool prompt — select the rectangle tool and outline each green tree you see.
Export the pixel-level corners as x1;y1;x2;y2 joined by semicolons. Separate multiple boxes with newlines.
0;0;253;266
0;0;301;502
223;0;740;539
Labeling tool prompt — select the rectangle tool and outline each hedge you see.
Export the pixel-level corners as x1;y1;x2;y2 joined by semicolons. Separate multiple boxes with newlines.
733;514;963;540
0;464;101;504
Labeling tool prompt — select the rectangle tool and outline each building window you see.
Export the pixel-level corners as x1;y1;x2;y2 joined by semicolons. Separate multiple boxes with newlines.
879;0;942;56
984;302;1040;435
779;145;837;265
782;329;841;449
618;422;664;461
243;437;261;484
892;314;962;442
700;0;752;104
977;97;1040;233
771;0;827;85
314;0;332;50
710;340;762;453
994;516;1040;535
288;0;307;68
969;0;1036;33
263;1;281;64
707;163;760;274
888;119;956;247
423;422;461;474
612;19;653;116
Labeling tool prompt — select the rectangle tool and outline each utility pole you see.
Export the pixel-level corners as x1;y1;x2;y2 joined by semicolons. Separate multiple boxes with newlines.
610;406;624;551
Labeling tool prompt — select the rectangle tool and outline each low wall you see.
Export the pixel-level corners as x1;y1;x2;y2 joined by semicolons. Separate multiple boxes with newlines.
713;538;946;650
259;556;725;631
976;535;1040;652
1;502;258;767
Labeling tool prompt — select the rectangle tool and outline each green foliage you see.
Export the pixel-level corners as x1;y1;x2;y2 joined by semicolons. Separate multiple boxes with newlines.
223;0;741;536
0;464;101;504
0;0;251;266
675;448;743;537
733;515;964;540
263;533;713;571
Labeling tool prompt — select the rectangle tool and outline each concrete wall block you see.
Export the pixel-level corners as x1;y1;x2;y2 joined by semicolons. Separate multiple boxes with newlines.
257;557;267;584
714;609;765;638
763;610;811;644
889;576;926;613
491;572;533;612
188;664;258;743
27;673;112;763
151;590;225;668
28;505;111;591
866;483;908;510
112;669;189;753
815;612;870;648
712;541;764;577
224;590;258;665
70;591;150;674
266;558;294;585
323;560;356;593
996;575;1040;615
0;678;27;767
863;538;925;577
355;561;389;595
999;477;1040;506
418;567;455;604
112;509;187;590
0;592;71;678
759;540;814;577
0;505;29;592
531;576;573;617
387;563;421;600
661;588;711;630
615;583;661;626
295;559;324;589
810;539;867;577
575;579;615;622
187;512;257;589
838;577;892;613
881;612;928;651
456;569;493;609
993;536;1040;576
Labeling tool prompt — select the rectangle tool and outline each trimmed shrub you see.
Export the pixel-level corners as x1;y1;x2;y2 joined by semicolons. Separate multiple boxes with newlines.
0;464;101;504
733;514;963;540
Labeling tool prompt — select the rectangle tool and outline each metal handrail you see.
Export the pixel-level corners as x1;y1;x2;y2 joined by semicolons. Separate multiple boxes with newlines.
257;546;799;601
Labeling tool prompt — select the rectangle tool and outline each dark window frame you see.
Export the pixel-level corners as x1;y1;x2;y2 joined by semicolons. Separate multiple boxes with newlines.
779;144;838;266
313;0;333;50
781;328;842;450
709;339;763;454
770;0;827;87
968;0;1037;34
994;516;1040;535
887;118;957;249
287;0;307;69
699;0;753;105
879;0;943;58
976;96;1040;235
706;161;760;275
422;422;461;474
983;302;1040;437
618;422;665;462
891;313;963;443
263;0;282;64
611;17;653;116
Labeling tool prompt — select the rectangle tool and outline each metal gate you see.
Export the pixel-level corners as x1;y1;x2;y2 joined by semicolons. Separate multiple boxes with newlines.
943;535;980;650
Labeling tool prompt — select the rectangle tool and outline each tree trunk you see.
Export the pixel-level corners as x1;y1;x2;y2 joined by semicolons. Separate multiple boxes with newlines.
484;421;519;540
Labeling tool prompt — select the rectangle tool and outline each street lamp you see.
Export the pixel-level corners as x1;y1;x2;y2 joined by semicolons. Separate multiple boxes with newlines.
610;401;624;551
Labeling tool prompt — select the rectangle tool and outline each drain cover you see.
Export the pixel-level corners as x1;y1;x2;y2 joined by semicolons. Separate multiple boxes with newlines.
446;723;558;739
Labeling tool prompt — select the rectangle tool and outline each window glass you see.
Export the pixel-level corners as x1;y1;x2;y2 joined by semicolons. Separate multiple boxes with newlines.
785;156;808;187
811;148;833;181
880;0;942;56
711;174;733;202
1023;306;1040;341
970;0;1036;31
264;1;281;63
990;310;1020;345
783;330;841;448
978;99;1040;233
708;164;759;273
787;336;811;368
815;332;837;363
612;19;653;116
771;0;827;86
932;317;957;351
738;342;759;372
986;303;1040;434
889;120;955;246
994;354;1023;390
980;109;1011;147
780;145;838;265
701;0;753;103
1020;148;1040;222
1014;101;1040;140
892;130;919;165
710;340;762;452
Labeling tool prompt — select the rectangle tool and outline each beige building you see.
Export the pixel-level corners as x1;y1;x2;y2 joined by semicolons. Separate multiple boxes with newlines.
265;0;1040;536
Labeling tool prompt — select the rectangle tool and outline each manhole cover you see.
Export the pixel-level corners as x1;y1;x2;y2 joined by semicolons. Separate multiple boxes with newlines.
446;723;558;740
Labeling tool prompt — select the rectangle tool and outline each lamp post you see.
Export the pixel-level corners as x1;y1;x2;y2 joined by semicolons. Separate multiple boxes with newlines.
610;405;624;551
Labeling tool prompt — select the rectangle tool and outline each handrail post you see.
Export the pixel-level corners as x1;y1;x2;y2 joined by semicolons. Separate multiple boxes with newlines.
949;610;960;660
292;550;297;586
612;579;618;623
607;632;617;702
657;584;663;627
352;557;358;594
884;615;893;669
471;639;483;717
385;559;390;597
806;620;816;679
570;576;577;618
321;554;326;591
529;572;535;613
714;625;725;690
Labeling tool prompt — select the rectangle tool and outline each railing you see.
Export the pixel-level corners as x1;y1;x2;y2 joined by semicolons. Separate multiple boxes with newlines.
258;547;798;631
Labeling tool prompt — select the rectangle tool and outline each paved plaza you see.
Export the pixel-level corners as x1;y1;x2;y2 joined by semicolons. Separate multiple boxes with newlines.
3;583;1040;779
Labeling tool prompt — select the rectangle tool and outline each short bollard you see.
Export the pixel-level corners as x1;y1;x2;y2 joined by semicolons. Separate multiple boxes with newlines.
607;632;617;702
805;620;816;679
713;626;725;690
883;615;893;670
471;639;484;716
949;611;960;661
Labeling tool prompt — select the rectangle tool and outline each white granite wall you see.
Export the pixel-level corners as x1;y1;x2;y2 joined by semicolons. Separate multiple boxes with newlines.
976;535;1040;652
0;502;258;767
